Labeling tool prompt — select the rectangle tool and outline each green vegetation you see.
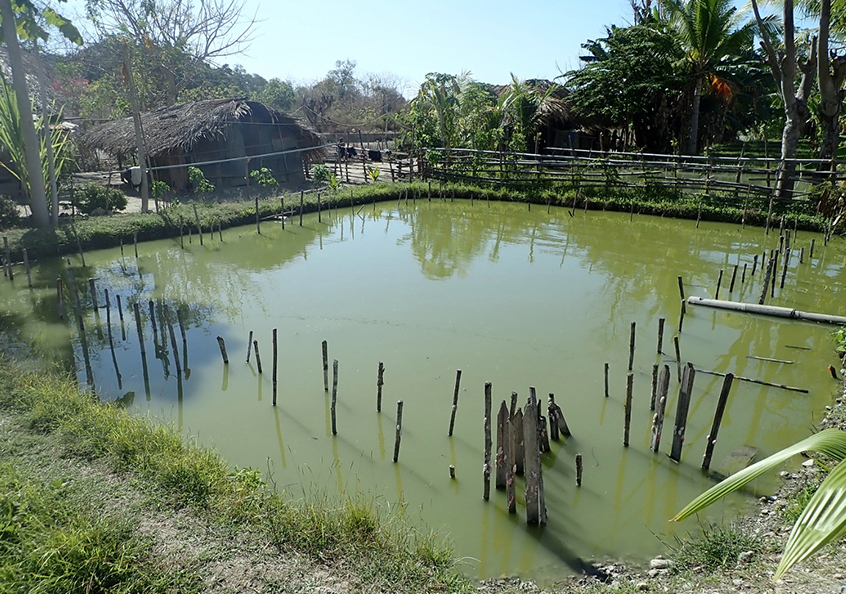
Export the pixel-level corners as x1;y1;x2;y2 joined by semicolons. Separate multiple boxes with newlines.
668;523;763;571
187;166;215;194
249;167;278;188
674;429;846;579
835;327;846;358
0;358;468;593
72;183;128;214
310;163;332;184
0;195;20;230
0;180;832;262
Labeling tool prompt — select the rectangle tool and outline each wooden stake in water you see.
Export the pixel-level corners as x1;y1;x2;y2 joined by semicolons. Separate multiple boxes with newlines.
650;365;670;452
523;391;546;525
741;263;747;284
669;363;696;463
448;369;462;436
216;336;229;364
715;269;724;300
299;191;304;226
253;339;263;374
751;254;758;276
496;400;508;489
702;373;734;470
22;248;31;288
317;192;322;223
729;264;738;293
246;330;253;362
377;361;384;412
483;381;492;501
322;340;329;391
88;278;99;309
506;415;516;512
628;321;636;371
133;302;146;355
272;328;278;406
810;238;816;259
331;359;338;434
104;289;113;342
673;335;681;381
677;275;685;301
759;257;774;305
548;393;571;437
780;248;790;289
604;362;609;397
623;373;634;447
678;298;686;332
657;318;665;353
576;453;583;487
134;231;139;257
193;204;204;244
799;247;805;264
116;294;124;323
393;400;404;462
513;408;525;476
650;363;659;410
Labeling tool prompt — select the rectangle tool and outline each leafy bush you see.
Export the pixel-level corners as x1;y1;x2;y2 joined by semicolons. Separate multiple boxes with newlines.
835;327;846;357
0;195;21;230
73;184;127;215
310;164;331;184
188;166;215;194
249;167;278;188
149;180;170;200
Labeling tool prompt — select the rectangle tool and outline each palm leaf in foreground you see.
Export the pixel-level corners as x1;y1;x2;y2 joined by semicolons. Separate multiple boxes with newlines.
672;428;846;579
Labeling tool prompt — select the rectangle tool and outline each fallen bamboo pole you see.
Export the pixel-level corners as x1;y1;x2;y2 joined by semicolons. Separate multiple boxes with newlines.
695;368;808;393
748;355;794;364
687;296;846;325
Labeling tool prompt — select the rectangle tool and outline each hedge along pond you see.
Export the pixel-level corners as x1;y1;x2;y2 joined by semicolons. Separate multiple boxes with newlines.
1;199;845;583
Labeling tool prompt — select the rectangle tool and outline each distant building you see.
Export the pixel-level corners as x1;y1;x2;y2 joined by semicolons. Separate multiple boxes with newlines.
81;98;325;191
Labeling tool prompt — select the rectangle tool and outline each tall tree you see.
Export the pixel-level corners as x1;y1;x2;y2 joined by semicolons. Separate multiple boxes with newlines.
662;0;754;154
815;0;846;167
0;0;81;227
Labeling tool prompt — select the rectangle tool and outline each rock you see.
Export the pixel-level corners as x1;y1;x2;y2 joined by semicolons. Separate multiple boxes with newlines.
733;578;744;586
738;550;755;564
779;471;790;478
636;582;649;591
802;459;815;467
650;558;672;569
648;569;662;578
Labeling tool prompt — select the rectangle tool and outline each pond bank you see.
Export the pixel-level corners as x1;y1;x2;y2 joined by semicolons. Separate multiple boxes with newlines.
0;180;837;262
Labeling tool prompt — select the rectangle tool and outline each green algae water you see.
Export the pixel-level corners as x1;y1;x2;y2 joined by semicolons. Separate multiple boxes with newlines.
2;200;845;583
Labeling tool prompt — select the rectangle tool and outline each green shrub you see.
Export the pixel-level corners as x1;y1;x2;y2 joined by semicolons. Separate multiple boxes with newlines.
249;167;278;188
0;195;21;229
188;166;215;194
669;523;762;571
150;180;170;200
311;164;331;184
73;184;127;215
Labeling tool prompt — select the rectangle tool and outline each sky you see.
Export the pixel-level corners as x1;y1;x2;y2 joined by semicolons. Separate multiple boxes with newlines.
61;0;637;95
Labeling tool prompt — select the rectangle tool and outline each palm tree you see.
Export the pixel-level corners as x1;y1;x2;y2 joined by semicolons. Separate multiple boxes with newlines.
413;73;465;150
662;0;754;154
498;75;570;153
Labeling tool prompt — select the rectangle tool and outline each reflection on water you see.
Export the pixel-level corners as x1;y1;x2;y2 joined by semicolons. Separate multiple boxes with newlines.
1;201;845;584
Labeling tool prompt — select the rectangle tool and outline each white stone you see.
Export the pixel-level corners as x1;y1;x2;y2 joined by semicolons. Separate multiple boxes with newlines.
802;459;815;467
650;558;672;569
738;550;755;564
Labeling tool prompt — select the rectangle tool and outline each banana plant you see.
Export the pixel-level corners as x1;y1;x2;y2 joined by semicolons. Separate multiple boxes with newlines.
673;428;846;579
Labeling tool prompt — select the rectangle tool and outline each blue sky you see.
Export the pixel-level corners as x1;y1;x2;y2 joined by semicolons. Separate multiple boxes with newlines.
63;0;637;94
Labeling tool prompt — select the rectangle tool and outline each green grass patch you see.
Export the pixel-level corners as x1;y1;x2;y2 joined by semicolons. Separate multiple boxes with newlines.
0;358;469;593
668;522;762;571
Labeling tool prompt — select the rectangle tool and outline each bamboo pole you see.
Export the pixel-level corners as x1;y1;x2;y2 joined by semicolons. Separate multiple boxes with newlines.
246;330;253;362
650;363;659;410
322;340;328;391
702;373;734;470
483;381;492;501
657;318;665;353
331;359;338;434
623;373;633;447
393;400;404;462
673;335;681;381
695;368;808;393
604;362;610;398
448;369;462;436
216;336;229;364
253;339;262;374
715;269;724;300
272;328;278;406
299;191;304;226
628;321;636;371
22;248;31;287
192;204;204;244
133;302;145;355
729;264;738;293
377;361;385;412
576;453;583;487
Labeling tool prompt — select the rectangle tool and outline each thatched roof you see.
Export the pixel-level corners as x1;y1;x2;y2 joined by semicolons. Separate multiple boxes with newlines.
81;98;324;160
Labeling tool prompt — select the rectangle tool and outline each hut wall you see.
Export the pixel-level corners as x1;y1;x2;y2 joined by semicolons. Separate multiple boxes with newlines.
150;150;189;192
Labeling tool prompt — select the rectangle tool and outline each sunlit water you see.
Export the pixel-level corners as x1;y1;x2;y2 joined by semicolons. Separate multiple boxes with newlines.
2;200;845;583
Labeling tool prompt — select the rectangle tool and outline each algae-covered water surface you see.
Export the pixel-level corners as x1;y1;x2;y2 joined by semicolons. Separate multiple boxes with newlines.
2;200;844;583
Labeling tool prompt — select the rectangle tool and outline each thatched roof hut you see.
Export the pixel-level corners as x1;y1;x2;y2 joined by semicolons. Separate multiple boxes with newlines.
81;98;325;191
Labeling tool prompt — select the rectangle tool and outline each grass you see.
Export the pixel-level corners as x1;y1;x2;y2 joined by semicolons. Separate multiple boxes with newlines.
1;177;834;262
667;522;763;571
0;357;470;593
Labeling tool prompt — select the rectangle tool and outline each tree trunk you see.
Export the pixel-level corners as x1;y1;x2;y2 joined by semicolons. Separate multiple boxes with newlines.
36;43;59;226
121;42;149;213
816;0;846;168
0;0;50;227
777;107;800;198
685;73;703;155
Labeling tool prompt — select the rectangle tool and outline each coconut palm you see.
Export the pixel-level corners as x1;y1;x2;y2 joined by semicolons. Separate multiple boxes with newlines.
662;0;755;154
498;75;570;153
674;428;846;579
413;72;465;150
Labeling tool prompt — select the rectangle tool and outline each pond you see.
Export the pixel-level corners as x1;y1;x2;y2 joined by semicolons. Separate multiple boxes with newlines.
2;199;844;584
